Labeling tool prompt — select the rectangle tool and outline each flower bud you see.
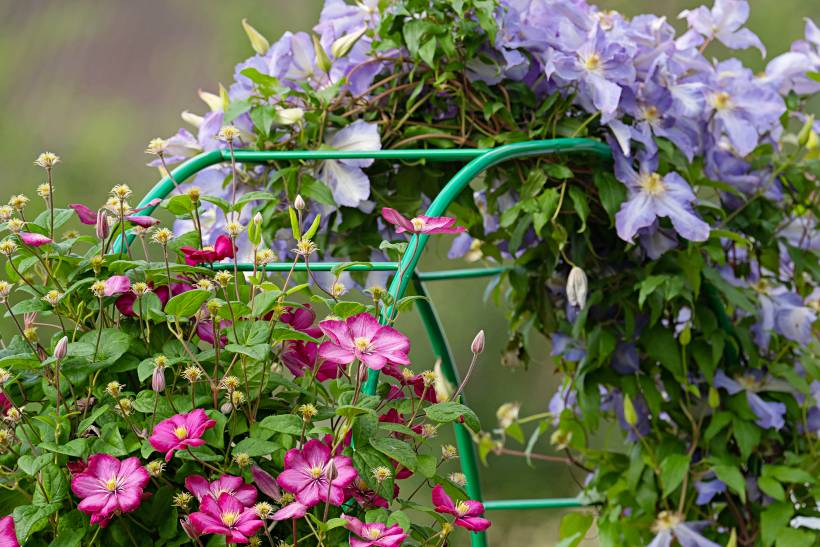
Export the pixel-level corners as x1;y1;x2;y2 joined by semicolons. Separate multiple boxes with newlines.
252;465;282;501
566;266;588;309
312;34;332;73
550;429;573;450
331;26;367;58
797;114;815;147
181;110;204;128
623;394;638;427
95;210;109;240
274;107;304;126
198;89;223;112
708;386;720;409
152;365;166;393
54;336;68;361
433;360;454;403
294;194;306;211
471;330;485;355
241;18;270;55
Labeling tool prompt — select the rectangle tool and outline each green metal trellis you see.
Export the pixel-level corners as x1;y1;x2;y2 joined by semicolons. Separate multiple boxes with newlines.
123;139;612;546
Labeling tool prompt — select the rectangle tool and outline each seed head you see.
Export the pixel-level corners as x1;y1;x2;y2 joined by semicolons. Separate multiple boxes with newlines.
196;279;214;291
0;206;12;221
24;327;38;342
116;398;134;416
496;402;520;429
230;391;246;406
90;280;106;298
550;429;572;450
110;184;133;201
449;472;467;487
145;138;167;156
292;238;318;257
185;186;201;202
0;368;11;384
34;152;60;169
371;466;392;483
420;370;437;388
4;408;21;423
154;355;168;368
151;227;173;245
420;424;437;438
218;126;241;142
182;366;203;383
42;290;63;306
0;281;11;300
37;183;51;198
7;195;28;210
62;229;80;239
90;256;104;272
132;282;150;296
5;219;24;233
254;502;274;519
226;221;244;238
220;376;240;392
330;281;347;298
298;403;318;422
214;271;233;287
256;248;275;265
441;444;458;460
146;460;166;477
233;452;251;468
173;492;193;510
0;240;17;257
106;381;124;398
0;428;12;446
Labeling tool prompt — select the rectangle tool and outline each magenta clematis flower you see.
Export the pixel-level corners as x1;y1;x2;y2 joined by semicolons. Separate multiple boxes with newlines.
381;207;465;235
276;439;358;508
318;312;410;370
180;235;234;266
186;475;257;507
0;516;19;547
104;275;131;297
70;453;150;528
69;203;98;225
18;232;52;247
125;215;160;228
431;485;491;532
343;515;407;547
149;409;217;461
189;493;264;545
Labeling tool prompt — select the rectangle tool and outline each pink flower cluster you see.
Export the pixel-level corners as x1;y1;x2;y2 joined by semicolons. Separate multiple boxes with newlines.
70;454;150;527
186;475;263;544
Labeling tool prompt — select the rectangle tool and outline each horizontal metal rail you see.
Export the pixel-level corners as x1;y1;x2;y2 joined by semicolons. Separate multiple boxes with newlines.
483;498;585;511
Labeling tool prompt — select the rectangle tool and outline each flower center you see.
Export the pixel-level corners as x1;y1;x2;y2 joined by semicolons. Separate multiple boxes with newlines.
105;477;119;492
737;375;761;391
455;501;471;516
221;511;240;527
309;466;324;479
203;245;214;252
642;105;659;122
639;173;666;196
353;337;372;353
711;91;732;111
583;53;601;72
410;217;425;231
652;511;682;532
365;527;382;540
174;426;189;440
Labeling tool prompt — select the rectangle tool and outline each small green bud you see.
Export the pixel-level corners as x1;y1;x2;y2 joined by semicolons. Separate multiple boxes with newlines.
797;114;815;147
679;324;691;346
241;19;270;55
312;34;332;73
623;394;638;427
708;386;720;408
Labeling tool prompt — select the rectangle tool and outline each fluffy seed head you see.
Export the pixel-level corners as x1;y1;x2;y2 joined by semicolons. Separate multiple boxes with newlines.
449;472;467;487
151;228;173;245
420;424;437;438
254;502;274;519
550;429;573;450
23;327;38;342
230;391;246;406
225;221;244;238
90;280;106;298
7;195;28;210
182;366;203;383
293;238;318;257
220;376;240;392
146;460;166;477
0;241;16;257
233;452;251;468
110;184;133;201
116;398;134;416
420;370;437;388
37;183;51;198
0;281;11;300
0;368;11;384
145;138;167;156
132;282;150;296
154;355;168;368
256;248;275;265
298;403;318;421
5;219;24;233
441;445;458;460
0;206;12;221
106;381;124;397
371;466;392;483
185;186;201;202
196;279;214;291
42;290;63;306
218;126;241;142
172;492;193;510
34;152;60;169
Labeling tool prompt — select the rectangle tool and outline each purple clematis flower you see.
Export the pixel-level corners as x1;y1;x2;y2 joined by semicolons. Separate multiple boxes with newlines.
552;25;636;121
316;120;381;208
648;511;720;547
694;477;727;505
678;0;766;56
612;147;710;243
713;370;787;430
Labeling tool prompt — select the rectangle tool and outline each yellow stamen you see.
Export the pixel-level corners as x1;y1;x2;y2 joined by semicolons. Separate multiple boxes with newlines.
639;173;666;196
455;500;471;516
712;91;732;111
410;217;425;231
309;466;324;479
221;512;240;527
583;53;601;71
174;426;188;440
105;478;119;492
353;337;371;353
365;527;382;540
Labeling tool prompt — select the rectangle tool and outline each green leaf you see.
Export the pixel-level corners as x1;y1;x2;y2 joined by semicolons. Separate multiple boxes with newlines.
258;414;303;436
660;454;690;497
333;301;367;318
201;195;231;214
164;289;210;317
757;476;786;501
557;512;594;547
702;268;757;314
224;343;269;361
593;171;626;220
544;163;573;179
300;176;336;206
271;327;319;344
50;509;89;547
164;194;194;215
234;191;279;210
568;186;589;233
762;465;815;484
39;438;88;458
32;464;68;505
419;37;437;66
232;438;280;457
641;325;683;379
251;290;283;317
775;528;816;547
13;503;60;542
761;501;793;547
424;402;481;431
369;437;417;472
713;464;746;503
732;419;760;461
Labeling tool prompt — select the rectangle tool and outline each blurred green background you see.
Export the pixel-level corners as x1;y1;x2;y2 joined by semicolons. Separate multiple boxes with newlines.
1;1;817;545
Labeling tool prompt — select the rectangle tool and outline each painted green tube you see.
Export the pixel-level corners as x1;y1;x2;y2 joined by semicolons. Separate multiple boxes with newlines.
209;261;399;272
483;498;584;510
415;266;509;281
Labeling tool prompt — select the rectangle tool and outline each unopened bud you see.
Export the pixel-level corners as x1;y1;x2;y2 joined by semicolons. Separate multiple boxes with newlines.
312;34;332;73
623;394;638;427
54;336;68;361
331;26;367;58
471;330;485;355
241;18;270;55
96;210;109;240
797;114;815;147
708;386;720;408
566;266;588;309
252;465;282;501
550;429;573;450
294;195;306;211
152;365;166;393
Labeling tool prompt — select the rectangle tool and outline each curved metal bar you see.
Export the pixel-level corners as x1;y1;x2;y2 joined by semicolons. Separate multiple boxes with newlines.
365;138;611;394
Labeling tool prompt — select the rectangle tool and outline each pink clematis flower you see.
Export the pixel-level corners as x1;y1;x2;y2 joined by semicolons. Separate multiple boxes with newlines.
70;453;150;527
343;514;407;547
68;203;98;225
276;439;357;508
18;232;52;247
318;312;410;370
180;235;234;266
186;475;257;507
431;485;491;532
189;492;264;545
149;409;217;462
382;207;465;235
0;516;19;547
104;275;131;297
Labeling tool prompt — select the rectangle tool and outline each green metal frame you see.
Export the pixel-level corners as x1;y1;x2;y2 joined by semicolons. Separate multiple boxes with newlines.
123;139;612;546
